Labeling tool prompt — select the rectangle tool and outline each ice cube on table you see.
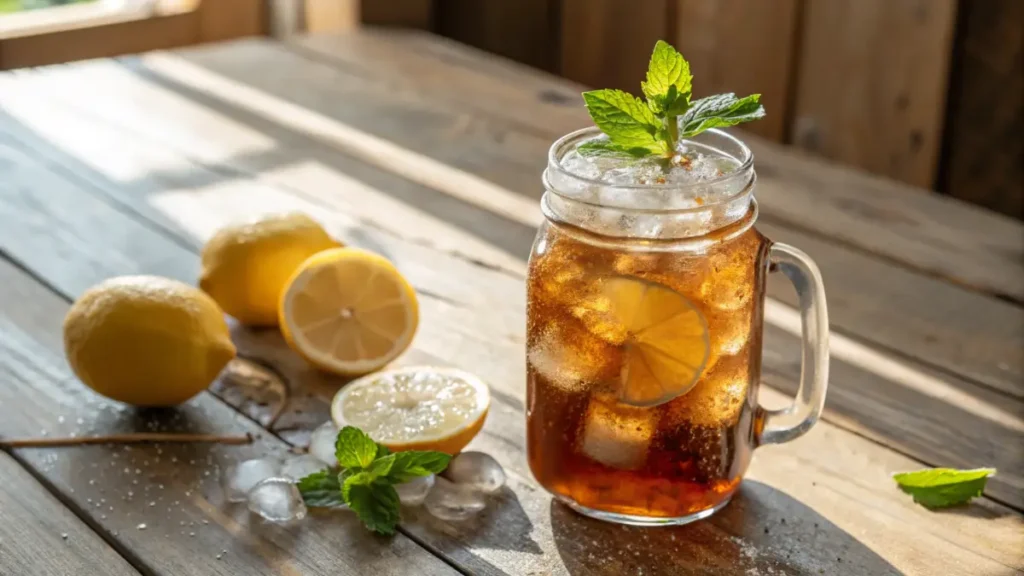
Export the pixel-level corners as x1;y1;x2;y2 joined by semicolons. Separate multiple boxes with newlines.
308;421;339;466
396;474;435;506
423;477;486;522
224;458;281;502
281;454;329;481
446;452;505;494
579;396;658;470
247;478;307;523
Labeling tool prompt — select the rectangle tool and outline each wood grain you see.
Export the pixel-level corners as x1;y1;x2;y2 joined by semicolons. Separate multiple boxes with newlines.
436;0;558;72
0;258;458;576
0;0;265;70
286;30;1024;304
359;0;434;29
1;57;1022;574
303;0;357;34
196;0;266;42
940;0;1023;219
672;0;801;141
792;0;958;189
0;11;198;70
0;452;141;576
143;37;1024;398
8;48;1022;492
559;0;669;93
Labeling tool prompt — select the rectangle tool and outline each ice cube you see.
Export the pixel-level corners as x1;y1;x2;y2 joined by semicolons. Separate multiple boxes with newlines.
247;478;307;523
396;474;435;506
445;452;505;494
708;305;752;357
280;455;329;482
224;458;281;502
527;322;621;394
423;476;486;522
579;395;658;470
664;351;750;428
308;421;339;466
698;234;758;311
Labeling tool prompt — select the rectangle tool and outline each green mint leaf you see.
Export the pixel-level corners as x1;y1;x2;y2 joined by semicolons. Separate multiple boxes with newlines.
375;443;391;459
679;93;765;137
641;40;692;114
893;467;995;508
386;451;452;484
346;482;401;535
334;426;378;469
367;454;397;478
296;469;343;508
577;140;652;159
340;470;377;502
582;89;663;153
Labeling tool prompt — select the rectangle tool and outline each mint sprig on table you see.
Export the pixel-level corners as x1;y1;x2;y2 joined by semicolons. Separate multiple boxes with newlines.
296;426;451;535
893;467;996;508
580;40;765;159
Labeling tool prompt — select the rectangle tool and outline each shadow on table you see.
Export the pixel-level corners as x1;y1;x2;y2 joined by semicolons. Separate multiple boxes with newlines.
550;480;901;576
405;484;544;556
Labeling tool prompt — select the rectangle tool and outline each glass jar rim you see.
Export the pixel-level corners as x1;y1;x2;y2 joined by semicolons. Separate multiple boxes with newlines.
544;126;755;213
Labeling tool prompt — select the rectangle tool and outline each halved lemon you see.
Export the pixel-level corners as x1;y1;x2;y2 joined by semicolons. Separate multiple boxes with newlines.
601;276;710;406
331;366;490;454
279;248;418;375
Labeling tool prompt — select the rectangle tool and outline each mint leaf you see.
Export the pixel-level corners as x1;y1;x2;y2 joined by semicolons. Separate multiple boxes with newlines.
576;140;652;159
375;444;391;459
893;467;995;508
296;469;343;507
367;453;397;478
582;89;663;153
387;451;452;483
679;93;765;137
340;470;377;502
346;482;401;535
334;426;378;469
641;40;692;114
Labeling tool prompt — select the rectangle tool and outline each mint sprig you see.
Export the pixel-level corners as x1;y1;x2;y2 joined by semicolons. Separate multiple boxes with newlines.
893;467;995;508
581;40;764;159
297;426;451;534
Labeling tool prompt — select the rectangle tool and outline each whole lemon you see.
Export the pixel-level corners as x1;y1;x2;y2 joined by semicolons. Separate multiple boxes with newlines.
64;276;237;406
199;213;340;326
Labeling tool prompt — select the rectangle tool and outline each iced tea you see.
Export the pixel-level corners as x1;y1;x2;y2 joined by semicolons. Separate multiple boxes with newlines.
527;203;769;521
528;126;830;526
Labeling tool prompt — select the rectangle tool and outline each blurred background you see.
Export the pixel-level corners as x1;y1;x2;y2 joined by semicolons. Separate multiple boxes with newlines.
1;0;1020;219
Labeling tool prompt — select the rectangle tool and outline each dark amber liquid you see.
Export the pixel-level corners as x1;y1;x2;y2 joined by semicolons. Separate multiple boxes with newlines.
526;210;769;518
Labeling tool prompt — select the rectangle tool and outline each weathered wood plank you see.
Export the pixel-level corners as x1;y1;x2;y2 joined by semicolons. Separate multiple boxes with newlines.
82;40;1024;401
672;0;800;141
792;0;957;189
1;63;1022;574
559;0;669;93
0;143;458;575
940;0;1023;219
436;0;558;72
0;452;142;576
6;52;1023;505
288;29;1024;304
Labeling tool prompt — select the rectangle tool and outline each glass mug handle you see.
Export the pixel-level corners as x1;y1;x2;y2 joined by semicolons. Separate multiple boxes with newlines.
757;243;830;445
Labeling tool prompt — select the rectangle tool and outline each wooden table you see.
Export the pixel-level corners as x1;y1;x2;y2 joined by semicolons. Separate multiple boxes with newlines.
0;29;1022;576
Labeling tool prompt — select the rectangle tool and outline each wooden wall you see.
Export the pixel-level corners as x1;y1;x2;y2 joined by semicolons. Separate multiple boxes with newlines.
413;0;1019;219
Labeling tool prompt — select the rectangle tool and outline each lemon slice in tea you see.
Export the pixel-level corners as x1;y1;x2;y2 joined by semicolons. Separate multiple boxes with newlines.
279;248;418;375
601;276;710;406
332;366;490;455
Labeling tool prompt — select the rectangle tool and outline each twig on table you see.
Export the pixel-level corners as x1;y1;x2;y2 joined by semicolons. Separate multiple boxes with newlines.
1;432;253;448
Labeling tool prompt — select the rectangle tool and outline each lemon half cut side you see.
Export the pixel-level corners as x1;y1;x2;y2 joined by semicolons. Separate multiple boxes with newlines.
331;366;490;455
280;248;419;376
